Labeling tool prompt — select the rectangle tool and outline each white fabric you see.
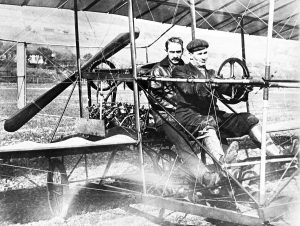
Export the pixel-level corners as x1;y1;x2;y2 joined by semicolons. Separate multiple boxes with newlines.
0;135;136;153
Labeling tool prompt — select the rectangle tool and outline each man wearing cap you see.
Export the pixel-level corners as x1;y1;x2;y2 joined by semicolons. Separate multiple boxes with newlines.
149;37;221;188
172;38;282;163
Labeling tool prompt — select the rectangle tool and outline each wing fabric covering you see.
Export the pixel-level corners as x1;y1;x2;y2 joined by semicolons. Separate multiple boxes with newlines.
0;135;137;158
4;29;140;132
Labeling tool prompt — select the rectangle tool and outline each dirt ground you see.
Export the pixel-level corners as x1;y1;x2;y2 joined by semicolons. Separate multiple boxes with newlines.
0;147;299;226
0;84;299;225
0;160;216;226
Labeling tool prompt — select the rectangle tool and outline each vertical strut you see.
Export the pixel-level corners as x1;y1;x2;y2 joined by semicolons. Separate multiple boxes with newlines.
240;17;246;64
259;0;275;208
190;0;196;40
74;0;83;118
17;42;27;109
240;17;250;113
128;0;146;194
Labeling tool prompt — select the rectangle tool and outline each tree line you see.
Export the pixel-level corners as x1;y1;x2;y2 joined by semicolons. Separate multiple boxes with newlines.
0;42;93;69
0;42;93;83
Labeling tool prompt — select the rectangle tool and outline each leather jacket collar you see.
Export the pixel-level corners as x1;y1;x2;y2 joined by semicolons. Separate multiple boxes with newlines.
188;62;206;71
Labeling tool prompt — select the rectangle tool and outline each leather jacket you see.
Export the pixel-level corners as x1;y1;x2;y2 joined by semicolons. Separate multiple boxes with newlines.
172;63;219;115
149;56;184;112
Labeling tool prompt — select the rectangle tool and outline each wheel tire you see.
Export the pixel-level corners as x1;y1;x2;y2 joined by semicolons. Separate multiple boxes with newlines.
47;158;69;217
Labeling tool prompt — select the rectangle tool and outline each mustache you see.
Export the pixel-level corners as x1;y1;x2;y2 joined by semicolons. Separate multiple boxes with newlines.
171;57;180;61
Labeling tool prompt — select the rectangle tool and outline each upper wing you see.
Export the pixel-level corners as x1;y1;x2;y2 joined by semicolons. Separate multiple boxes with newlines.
0;0;298;40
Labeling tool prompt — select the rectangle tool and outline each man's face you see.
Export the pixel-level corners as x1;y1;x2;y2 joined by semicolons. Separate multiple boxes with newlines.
191;48;208;67
167;42;183;65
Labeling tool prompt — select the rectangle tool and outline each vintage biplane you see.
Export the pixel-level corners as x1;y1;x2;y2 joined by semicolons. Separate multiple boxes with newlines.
0;0;299;225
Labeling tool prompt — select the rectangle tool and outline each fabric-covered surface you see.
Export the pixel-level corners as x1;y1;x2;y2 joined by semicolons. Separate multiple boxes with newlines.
0;134;136;153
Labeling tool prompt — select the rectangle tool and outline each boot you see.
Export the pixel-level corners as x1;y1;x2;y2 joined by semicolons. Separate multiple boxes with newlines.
249;124;281;156
222;141;239;164
202;128;224;161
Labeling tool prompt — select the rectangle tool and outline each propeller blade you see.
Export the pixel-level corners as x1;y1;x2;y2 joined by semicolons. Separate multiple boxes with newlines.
4;29;140;132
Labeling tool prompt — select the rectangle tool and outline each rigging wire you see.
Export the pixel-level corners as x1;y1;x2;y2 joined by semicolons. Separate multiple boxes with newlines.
161;155;179;196
138;83;261;206
0;1;298;221
145;0;155;22
236;0;286;40
267;147;300;199
221;4;249;37
140;0;183;49
288;19;297;40
273;10;294;36
35;47;73;79
170;0;180;26
0;0;127;84
183;0;250;60
83;12;103;48
181;0;215;31
134;0;143;20
2;45;17;71
203;74;240;206
83;8;119;50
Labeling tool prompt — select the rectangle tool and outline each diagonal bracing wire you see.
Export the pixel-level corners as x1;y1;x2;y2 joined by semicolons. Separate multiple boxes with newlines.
236;0;286;39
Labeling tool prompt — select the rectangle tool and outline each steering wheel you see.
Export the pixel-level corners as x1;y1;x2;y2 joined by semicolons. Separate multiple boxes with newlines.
89;59;117;91
217;57;250;104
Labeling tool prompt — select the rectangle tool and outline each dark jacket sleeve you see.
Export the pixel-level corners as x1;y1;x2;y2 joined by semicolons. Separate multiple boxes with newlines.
172;65;197;95
150;65;164;91
149;64;176;109
172;66;212;97
213;71;242;96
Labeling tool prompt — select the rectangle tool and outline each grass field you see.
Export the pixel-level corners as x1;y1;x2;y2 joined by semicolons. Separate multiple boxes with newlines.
0;82;300;225
1;82;299;139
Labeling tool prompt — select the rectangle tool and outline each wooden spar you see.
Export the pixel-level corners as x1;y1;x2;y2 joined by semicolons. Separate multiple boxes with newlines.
17;42;26;109
73;0;83;117
0;135;137;159
189;0;196;40
83;69;300;87
239;17;251;113
260;0;275;209
140;195;263;226
136;77;300;88
240;17;246;64
128;0;146;194
267;120;300;132
224;157;296;168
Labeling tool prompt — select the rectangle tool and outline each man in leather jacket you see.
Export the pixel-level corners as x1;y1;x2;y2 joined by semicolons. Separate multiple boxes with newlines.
149;37;220;188
172;38;281;163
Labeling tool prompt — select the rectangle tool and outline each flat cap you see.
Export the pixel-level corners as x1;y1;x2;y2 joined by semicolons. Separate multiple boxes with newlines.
186;39;209;53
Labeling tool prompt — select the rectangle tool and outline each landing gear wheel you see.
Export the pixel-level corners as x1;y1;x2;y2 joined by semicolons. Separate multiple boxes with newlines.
217;57;250;104
120;114;135;129
89;59;116;91
240;169;258;191
47;158;69;217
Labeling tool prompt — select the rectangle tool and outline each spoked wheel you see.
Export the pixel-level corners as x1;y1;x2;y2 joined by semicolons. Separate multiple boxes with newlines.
120;114;135;129
47;158;69;217
217;57;250;104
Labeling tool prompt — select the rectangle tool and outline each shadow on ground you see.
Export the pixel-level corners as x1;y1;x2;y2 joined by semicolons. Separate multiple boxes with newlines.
0;183;137;225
